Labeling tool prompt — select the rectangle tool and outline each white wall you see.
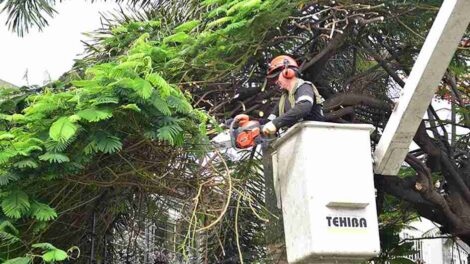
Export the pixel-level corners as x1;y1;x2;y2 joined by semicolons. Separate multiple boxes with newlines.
401;218;469;264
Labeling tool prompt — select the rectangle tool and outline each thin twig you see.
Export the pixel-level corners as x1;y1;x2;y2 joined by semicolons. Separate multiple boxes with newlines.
235;193;244;264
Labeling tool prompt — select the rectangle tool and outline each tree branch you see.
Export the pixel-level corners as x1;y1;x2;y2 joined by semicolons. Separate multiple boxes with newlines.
405;154;463;228
361;38;406;87
323;93;391;112
440;152;470;205
444;71;470;126
300;28;350;75
324;106;355;121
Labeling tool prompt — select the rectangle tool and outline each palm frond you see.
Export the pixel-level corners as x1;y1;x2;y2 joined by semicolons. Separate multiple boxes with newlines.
1;0;158;36
1;0;57;37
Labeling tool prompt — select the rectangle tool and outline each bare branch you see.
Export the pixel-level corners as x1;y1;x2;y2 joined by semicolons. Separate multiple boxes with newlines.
361;39;406;87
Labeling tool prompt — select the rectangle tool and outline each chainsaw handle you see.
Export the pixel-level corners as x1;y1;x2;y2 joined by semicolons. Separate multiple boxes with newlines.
229;114;250;149
229;114;250;148
234;114;250;126
228;115;275;149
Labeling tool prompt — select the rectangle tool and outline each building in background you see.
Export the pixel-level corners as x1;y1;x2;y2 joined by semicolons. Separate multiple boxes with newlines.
401;218;469;264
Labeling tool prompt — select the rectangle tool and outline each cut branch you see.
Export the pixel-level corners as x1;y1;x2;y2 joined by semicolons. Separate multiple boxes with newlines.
405;154;463;229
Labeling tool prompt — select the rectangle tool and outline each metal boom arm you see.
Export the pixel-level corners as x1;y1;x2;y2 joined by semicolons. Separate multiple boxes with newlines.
374;0;470;175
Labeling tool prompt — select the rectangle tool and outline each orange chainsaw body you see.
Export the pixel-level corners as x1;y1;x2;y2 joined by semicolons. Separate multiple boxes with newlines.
231;115;261;149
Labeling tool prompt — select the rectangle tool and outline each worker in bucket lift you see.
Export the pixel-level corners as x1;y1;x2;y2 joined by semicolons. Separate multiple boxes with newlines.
262;55;325;136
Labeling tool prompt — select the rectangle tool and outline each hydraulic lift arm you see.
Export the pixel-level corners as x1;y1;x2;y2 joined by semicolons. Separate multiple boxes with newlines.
373;0;470;175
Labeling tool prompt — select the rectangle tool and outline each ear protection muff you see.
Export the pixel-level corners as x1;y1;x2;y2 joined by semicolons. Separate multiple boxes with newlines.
281;58;296;79
282;68;296;79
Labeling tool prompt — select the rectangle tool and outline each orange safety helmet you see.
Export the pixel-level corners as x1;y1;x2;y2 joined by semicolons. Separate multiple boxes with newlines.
267;55;299;79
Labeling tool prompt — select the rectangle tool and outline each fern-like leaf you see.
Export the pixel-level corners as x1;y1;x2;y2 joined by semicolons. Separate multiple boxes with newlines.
223;20;248;33
84;141;97;155
77;108;113;122
228;0;261;15
114;60;144;72
207;16;233;29
168;96;192;114
174;20;200;33
71;79;100;88
0;220;19;235
44;139;70;152
16;145;42;156
164;58;186;71
0;150;18;164
95;134;122;154
39;152;70;163
146;73;173;98
0;172;19;186
163;32;191;44
14;159;39;169
0;220;20;244
207;6;228;18
150;47;169;62
157;124;183;145
91;97;119;106
49;117;78;143
1;190;30;219
134;78;153;99
151;93;171;116
116;78;153;99
0;230;20;244
202;0;225;6
0;133;15;140
30;201;57;221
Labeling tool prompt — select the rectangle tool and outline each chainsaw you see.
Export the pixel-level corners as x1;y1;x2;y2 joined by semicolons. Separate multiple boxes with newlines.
229;114;263;149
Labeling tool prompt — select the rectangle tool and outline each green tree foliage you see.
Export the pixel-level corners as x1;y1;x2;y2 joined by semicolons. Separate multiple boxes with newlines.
0;0;300;261
0;0;468;263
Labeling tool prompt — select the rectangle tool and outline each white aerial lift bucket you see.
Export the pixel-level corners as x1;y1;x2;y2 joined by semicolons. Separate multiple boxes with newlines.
271;121;381;263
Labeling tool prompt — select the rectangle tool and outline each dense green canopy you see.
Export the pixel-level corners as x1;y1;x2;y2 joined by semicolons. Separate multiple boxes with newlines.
0;0;469;263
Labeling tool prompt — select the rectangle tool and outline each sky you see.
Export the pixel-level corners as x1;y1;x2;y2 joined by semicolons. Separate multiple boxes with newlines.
0;1;120;87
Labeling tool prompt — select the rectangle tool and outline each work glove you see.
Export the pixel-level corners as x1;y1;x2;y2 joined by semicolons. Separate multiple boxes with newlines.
262;121;277;136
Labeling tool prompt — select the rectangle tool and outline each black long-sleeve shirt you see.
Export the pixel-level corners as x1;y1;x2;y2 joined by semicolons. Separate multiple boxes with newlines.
269;83;325;129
